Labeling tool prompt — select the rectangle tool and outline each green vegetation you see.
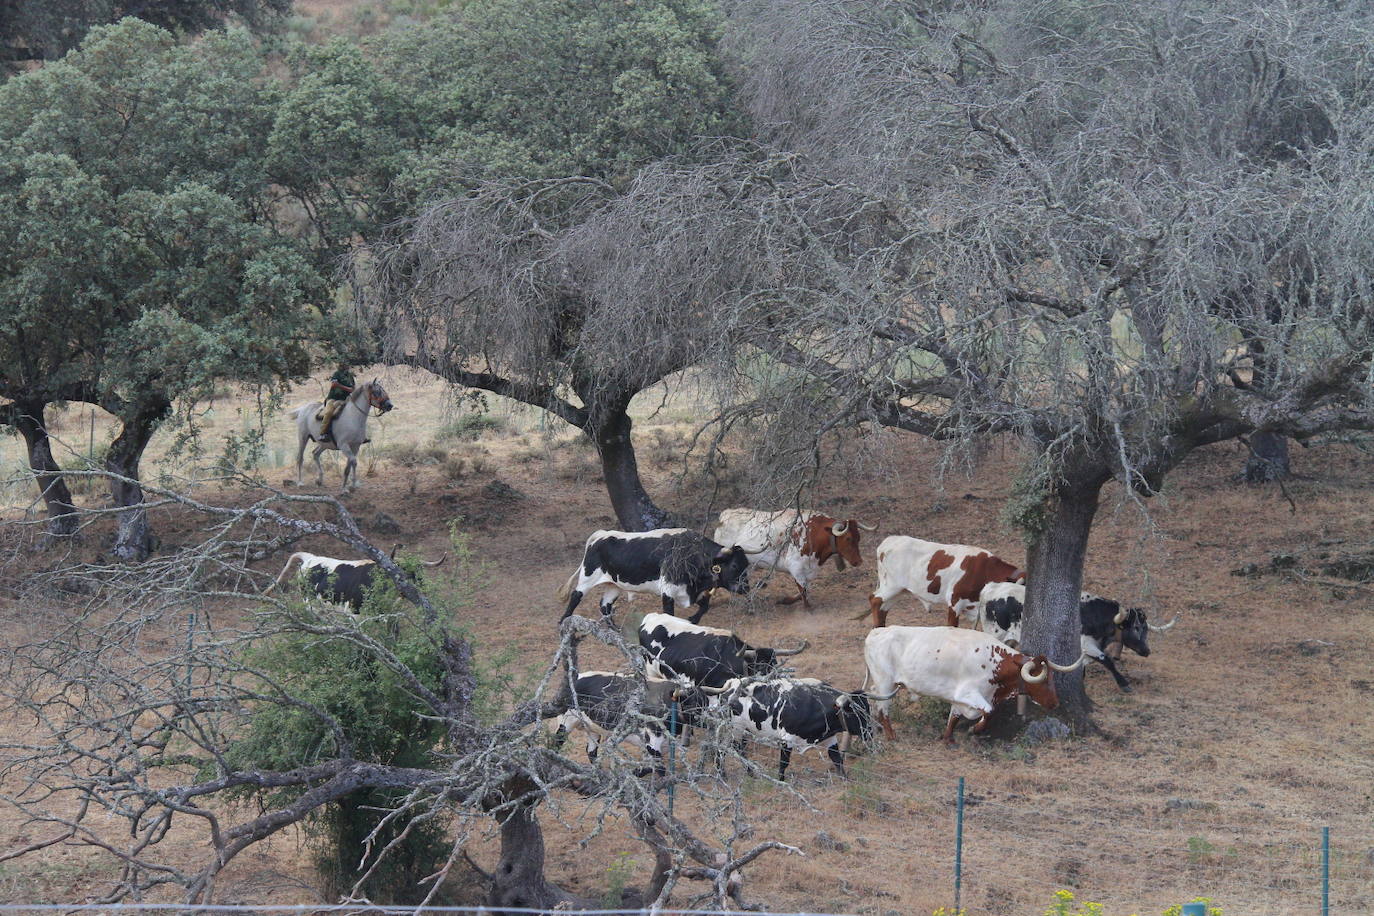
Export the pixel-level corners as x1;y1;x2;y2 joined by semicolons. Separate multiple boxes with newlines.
225;559;457;902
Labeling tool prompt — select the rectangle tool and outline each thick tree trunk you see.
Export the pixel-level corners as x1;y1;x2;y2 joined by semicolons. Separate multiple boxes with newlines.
10;399;79;538
589;396;672;532
1243;429;1291;482
486;804;592;914
1016;470;1110;733
106;398;169;562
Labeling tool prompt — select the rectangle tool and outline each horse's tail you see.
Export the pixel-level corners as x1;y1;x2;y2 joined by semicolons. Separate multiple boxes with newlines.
287;403;314;421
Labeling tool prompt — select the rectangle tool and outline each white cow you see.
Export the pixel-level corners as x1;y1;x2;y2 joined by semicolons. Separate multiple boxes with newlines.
862;626;1084;743
713;508;874;608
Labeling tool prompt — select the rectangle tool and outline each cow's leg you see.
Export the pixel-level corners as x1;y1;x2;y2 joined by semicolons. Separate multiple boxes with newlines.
598;586;622;626
878;709;896;740
687;594;711;625
777;578;809;607
945;605;959;627
1094;652;1132;692
560;590;584;621
825;743;847;778
970;713;992;734
868;593;889;628
661;594;676;616
777;747;792;781
941;709;960;743
586;734;600;762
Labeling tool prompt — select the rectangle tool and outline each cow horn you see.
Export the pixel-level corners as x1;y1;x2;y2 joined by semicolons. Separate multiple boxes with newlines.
773;639;809;657
698;684;732;695
1113;607;1128;625
1021;658;1049;684
858;521;878;532
1045;651;1091;673
740;649;758;660
863;688;900;701
1148;615;1179;632
421;553;448;568
834;694;851;709
390;543;403;560
741;545;767;556
832;520;849;536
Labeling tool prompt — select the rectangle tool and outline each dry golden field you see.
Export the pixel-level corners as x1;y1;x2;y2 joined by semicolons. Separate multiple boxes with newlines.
2;366;1372;915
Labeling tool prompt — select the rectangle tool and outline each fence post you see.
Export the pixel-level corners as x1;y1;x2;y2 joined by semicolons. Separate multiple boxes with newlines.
955;775;965;912
1322;825;1330;916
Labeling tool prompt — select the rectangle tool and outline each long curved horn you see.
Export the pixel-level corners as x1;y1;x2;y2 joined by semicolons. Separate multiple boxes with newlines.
857;521;878;531
772;639;809;657
741;546;768;556
1021;658;1049;684
832;521;849;536
1148;615;1179;632
863;688;900;700
421;553;448;568
1113;607;1128;625
698;684;733;695
1045;651;1091;673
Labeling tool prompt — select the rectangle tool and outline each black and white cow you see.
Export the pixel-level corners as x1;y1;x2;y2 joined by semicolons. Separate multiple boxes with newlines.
704;677;883;780
977;583;1176;692
558;528;756;624
638;613;808;689
542;671;707;772
269;548;445;610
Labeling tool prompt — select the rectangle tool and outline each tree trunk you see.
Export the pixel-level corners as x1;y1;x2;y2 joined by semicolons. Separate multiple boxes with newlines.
486;804;591;914
1016;470;1110;733
106;398;169;561
10;399;79;538
1243;430;1291;482
589;396;672;532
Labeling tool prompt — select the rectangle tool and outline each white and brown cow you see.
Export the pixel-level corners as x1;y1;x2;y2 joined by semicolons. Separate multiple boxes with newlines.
862;625;1085;743
268;547;445;610
865;535;1025;629
713;508;876;608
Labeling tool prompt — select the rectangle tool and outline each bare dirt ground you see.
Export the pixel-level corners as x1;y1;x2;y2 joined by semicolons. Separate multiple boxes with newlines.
2;368;1372;914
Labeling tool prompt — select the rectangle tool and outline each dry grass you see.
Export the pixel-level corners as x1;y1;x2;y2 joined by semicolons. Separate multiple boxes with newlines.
2;374;1373;914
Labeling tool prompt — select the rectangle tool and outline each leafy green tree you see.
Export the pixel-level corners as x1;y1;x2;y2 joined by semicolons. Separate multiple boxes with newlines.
0;20;317;555
324;0;743;528
0;0;289;71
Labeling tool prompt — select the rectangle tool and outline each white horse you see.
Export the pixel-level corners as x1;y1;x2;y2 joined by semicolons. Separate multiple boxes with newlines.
290;378;394;491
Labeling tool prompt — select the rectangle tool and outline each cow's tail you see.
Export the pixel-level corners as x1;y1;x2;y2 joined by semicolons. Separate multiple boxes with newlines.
266;552;309;594
555;567;579;603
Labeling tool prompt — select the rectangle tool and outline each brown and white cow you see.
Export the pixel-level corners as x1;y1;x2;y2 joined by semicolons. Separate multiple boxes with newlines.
862;625;1085;743
864;535;1025;629
713;508;876;608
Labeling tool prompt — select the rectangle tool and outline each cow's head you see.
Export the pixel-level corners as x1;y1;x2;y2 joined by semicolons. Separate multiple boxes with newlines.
804;516;876;571
711;545;755;595
992;649;1060;711
1115;607;1151;657
835;691;876;743
739;639;808;676
665;683;711;729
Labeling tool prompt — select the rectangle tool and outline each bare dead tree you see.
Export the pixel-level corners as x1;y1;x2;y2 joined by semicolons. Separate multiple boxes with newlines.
0;475;802;909
534;0;1374;727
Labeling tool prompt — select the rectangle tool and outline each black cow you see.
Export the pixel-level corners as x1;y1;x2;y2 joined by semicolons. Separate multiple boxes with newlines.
977;583;1175;691
707;677;878;780
637;612;807;689
269;548;444;610
558;528;756;624
542;671;707;771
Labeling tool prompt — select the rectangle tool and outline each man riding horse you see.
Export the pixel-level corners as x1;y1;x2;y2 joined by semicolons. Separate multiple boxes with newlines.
317;361;355;444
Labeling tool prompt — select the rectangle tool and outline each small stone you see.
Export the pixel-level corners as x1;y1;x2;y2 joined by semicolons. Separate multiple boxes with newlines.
814;831;849;853
1020;718;1071;746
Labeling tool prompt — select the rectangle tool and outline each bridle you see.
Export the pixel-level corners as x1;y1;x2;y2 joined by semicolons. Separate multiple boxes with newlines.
345;382;389;417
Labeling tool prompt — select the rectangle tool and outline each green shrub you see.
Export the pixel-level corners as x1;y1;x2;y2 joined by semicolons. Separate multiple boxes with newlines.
224;565;456;902
435;414;507;442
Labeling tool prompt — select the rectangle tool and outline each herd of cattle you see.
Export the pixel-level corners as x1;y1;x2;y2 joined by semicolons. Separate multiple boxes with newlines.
273;509;1175;780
